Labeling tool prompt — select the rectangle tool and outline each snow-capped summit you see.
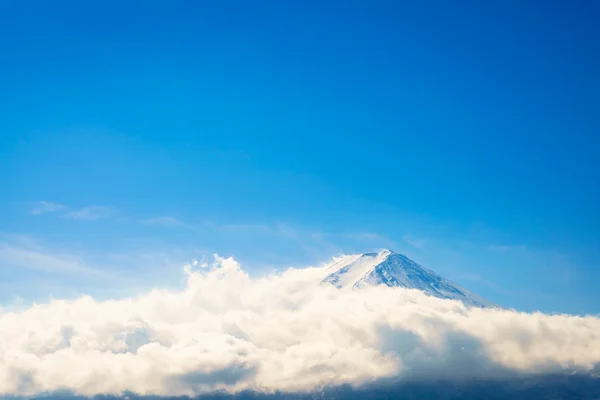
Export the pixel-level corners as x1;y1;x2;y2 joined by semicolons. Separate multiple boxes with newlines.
322;249;493;308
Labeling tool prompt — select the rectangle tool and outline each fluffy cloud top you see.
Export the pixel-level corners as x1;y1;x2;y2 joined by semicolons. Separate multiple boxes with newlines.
1;256;599;397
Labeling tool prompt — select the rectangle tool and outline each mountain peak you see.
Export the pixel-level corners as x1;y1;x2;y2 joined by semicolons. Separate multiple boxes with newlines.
375;248;394;256
357;248;397;259
322;250;493;308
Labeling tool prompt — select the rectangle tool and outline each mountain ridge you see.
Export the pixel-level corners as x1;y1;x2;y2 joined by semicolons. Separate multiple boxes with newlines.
322;249;493;308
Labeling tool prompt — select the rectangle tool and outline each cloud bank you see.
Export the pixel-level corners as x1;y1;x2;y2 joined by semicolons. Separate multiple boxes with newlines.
1;256;599;397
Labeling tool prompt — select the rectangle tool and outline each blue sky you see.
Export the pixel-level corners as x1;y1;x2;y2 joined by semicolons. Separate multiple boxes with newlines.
1;0;599;314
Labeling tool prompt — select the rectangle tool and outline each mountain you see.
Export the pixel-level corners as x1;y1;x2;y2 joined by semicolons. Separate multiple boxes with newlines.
322;249;493;308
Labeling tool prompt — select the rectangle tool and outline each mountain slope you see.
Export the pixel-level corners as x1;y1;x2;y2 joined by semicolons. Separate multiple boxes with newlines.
322;249;493;308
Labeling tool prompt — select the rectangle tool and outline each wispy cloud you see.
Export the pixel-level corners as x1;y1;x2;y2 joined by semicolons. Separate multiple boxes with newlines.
142;216;203;233
63;206;114;221
486;244;528;253
143;216;186;227
0;238;108;277
30;200;66;215
0;234;213;305
343;232;398;248
462;272;512;295
401;234;429;250
201;222;405;264
28;201;116;222
208;222;274;234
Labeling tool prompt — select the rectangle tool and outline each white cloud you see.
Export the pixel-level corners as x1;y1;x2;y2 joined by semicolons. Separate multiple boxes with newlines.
30;201;66;215
63;206;114;221
0;255;599;398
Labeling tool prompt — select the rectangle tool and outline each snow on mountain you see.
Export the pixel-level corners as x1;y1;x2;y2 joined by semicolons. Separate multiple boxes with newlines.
322;249;493;308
